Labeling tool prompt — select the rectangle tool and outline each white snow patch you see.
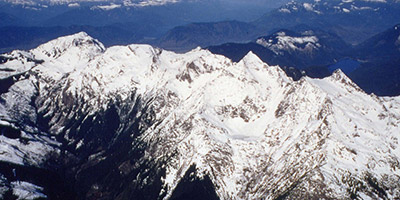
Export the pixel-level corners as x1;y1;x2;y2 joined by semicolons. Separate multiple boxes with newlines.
350;4;375;11
11;181;47;200
279;8;291;13
256;33;320;55
68;2;79;7
363;0;386;2
123;0;180;7
0;51;36;79
91;3;121;10
303;3;314;11
0;135;57;166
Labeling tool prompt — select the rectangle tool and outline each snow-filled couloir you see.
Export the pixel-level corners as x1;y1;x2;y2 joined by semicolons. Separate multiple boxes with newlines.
0;32;399;199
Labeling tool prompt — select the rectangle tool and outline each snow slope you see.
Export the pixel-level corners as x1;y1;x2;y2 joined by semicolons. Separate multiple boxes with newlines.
0;32;399;199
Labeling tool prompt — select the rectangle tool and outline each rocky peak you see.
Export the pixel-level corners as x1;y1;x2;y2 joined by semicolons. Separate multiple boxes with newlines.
31;32;105;61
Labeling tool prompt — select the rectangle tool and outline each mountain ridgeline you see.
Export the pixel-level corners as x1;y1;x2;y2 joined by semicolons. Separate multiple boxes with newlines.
1;0;399;96
0;33;399;199
208;23;400;96
2;0;400;53
157;0;400;51
0;0;274;53
207;27;349;79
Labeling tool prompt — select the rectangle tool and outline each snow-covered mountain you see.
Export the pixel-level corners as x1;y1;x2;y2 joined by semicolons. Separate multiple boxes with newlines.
254;0;400;45
207;28;351;81
1;0;181;7
277;0;398;14
152;0;400;52
256;30;322;55
1;32;400;199
254;28;350;64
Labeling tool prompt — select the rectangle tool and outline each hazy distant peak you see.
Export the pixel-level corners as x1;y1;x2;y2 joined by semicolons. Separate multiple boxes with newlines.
278;0;398;14
256;30;321;55
1;0;183;6
121;0;181;7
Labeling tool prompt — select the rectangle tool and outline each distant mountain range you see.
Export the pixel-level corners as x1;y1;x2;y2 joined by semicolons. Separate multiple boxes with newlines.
208;24;400;96
156;0;400;51
0;12;24;26
0;25;143;53
1;0;399;53
208;26;356;79
156;21;257;52
253;0;400;44
208;26;349;69
349;24;400;96
0;0;276;53
2;0;180;6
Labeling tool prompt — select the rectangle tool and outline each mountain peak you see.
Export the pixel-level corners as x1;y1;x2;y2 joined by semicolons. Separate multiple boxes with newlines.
327;69;365;92
26;32;106;81
72;31;90;38
256;30;321;56
31;32;105;61
330;69;346;80
240;51;264;65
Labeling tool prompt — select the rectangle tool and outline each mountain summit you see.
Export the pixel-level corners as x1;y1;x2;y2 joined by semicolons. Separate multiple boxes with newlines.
0;33;399;199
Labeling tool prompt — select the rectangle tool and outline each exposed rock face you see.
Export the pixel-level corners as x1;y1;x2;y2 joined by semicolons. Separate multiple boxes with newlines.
0;32;399;199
